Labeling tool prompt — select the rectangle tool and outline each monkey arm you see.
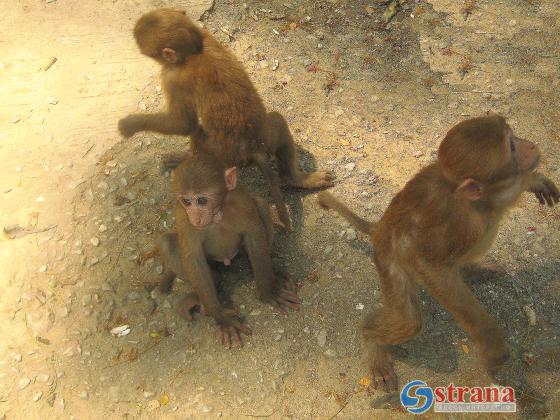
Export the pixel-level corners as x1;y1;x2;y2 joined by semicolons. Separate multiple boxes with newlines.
243;223;275;301
525;172;559;207
118;111;196;138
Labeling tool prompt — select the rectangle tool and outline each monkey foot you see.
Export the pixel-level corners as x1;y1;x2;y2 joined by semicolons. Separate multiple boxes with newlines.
287;170;335;189
270;280;301;313
215;310;252;348
371;363;398;392
177;292;204;321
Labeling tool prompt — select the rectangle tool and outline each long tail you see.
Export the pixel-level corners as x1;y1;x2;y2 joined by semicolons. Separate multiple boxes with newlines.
317;191;375;234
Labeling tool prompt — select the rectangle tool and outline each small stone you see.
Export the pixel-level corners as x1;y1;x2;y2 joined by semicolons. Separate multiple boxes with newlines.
39;265;48;273
78;390;89;400
249;310;261;316
155;265;164;274
98;224;108;233
32;391;43;402
11;353;22;362
147;399;160;410
90;237;100;247
128;291;141;301
143;391;156;398
259;60;269;69
36;374;50;383
201;405;212;413
324;349;337;357
274;334;282;341
18;377;31;390
412;150;423;158
521;352;535;366
344;162;356;171
317;329;327;347
355;303;365;310
505;79;514;86
47;96;58;105
324;245;333;255
334;109;344;117
346;228;357;241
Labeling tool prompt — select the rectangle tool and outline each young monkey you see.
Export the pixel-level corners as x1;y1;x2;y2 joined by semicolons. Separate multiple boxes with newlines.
319;115;559;391
159;153;300;348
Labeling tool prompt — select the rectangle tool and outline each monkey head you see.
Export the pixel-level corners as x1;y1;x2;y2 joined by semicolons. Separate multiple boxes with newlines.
174;154;237;230
134;8;203;65
438;114;540;205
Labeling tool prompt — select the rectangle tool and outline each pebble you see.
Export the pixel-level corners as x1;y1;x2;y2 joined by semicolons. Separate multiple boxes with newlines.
47;96;58;105
32;391;43;402
11;353;22;362
78;390;89;400
36;374;50;383
355;303;365;310
324;349;337;357
317;329;327;347
201;405;212;413
147;399;160;410
98;224;108;232
143;391;156;398
324;245;333;255
412;150;423;158
128;291;141;301
346;228;357;241
18;377;31;390
39;265;48;273
90;237;100;247
155;265;164;274
344;162;356;171
81;294;92;306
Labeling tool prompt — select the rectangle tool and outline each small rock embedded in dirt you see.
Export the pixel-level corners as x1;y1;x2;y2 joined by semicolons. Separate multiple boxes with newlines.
47;96;58;105
39;265;47;273
36;373;50;383
344;162;356;171
11;353;22;362
355;303;364;310
324;349;337;357
324;245;333;255
147;399;160;410
18;377;31;390
98;224;108;232
521;352;536;366
317;329;327;347
412;150;423;158
346;228;357;241
90;237;100;247
522;305;537;326
32;391;43;402
143;391;156;398
78;390;89;400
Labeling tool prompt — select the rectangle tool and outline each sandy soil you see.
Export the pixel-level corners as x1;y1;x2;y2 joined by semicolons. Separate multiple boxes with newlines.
0;0;559;418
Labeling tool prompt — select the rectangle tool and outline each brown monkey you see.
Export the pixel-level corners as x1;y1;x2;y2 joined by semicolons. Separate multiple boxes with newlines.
118;8;334;230
158;153;300;347
318;115;559;391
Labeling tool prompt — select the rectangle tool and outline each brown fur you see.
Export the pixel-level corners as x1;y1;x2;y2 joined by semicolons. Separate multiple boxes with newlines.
318;115;559;391
158;153;300;347
119;8;334;230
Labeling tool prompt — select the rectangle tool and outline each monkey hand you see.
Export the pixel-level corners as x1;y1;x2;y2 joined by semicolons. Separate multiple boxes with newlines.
269;280;301;314
529;175;559;207
215;309;252;348
118;114;142;138
177;292;204;321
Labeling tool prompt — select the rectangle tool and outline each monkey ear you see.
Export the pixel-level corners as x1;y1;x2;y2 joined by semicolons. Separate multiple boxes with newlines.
455;178;483;201
162;48;178;63
224;167;238;190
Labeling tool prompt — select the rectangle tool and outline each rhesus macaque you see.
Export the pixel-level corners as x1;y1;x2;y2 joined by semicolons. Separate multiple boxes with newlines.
318;115;559;391
158;153;300;347
118;8;334;230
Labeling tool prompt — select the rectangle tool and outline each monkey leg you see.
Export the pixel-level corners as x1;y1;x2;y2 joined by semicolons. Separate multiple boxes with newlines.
157;232;187;293
266;111;335;189
362;277;423;392
254;153;292;231
420;269;510;373
253;196;274;247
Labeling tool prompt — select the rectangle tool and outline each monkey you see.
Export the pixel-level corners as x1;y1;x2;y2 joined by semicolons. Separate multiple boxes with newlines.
118;8;334;230
158;152;300;348
318;115;559;391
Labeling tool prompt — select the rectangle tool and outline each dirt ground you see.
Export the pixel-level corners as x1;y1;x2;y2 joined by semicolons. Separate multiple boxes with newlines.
1;0;559;418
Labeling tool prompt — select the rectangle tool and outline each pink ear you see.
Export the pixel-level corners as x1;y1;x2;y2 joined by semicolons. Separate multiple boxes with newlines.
224;167;238;190
162;48;178;63
455;178;483;201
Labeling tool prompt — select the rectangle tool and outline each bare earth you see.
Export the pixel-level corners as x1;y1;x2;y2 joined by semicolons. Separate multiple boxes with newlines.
0;0;559;418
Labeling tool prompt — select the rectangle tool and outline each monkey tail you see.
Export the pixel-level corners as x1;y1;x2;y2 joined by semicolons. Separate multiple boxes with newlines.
317;191;375;234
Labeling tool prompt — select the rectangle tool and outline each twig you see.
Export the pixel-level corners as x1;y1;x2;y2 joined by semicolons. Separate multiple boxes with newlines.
82;144;95;158
327;392;355;420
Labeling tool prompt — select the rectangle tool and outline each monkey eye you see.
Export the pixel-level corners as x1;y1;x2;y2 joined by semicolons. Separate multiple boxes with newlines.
181;197;192;206
196;196;208;206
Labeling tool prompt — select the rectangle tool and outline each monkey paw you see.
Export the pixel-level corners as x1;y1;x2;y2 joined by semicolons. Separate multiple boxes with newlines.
288;171;335;189
270;281;301;314
531;177;559;207
118;115;139;138
215;310;252;348
176;292;204;321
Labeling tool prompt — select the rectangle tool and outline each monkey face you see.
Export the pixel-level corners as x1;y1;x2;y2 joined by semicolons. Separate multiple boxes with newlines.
178;193;223;229
506;127;540;174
